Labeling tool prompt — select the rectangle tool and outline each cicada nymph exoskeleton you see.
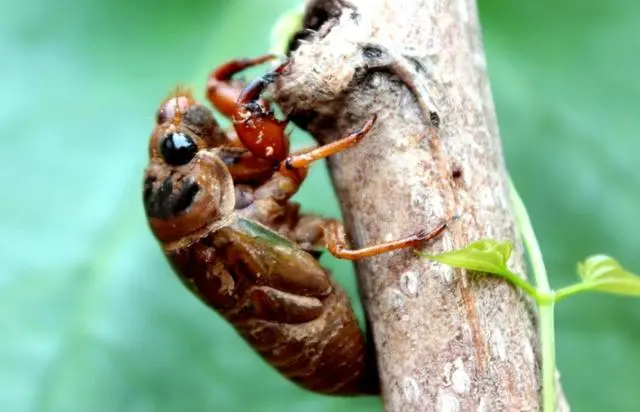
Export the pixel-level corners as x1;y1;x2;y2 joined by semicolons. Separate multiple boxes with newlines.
142;56;445;395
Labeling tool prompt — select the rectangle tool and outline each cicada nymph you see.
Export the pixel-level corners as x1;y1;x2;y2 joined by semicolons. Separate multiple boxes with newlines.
142;56;445;395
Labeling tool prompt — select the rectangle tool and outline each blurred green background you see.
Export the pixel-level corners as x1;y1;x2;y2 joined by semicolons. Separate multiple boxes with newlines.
2;0;638;410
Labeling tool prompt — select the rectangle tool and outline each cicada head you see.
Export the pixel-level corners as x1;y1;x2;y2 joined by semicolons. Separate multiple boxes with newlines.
143;89;235;246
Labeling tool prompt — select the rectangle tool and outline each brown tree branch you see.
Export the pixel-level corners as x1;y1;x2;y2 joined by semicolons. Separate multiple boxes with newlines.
274;0;570;410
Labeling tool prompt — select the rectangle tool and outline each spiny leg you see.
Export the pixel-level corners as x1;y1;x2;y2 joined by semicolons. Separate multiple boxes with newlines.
270;122;375;182
278;210;446;261
323;220;447;261
232;61;290;162
281;115;377;170
206;54;277;119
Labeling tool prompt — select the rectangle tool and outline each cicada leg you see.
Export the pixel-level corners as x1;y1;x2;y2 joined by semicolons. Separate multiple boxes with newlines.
281;115;377;170
323;220;447;260
206;54;277;119
279;212;446;261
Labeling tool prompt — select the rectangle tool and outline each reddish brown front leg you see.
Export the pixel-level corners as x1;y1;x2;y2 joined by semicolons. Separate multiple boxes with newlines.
206;54;276;119
232;62;290;162
207;56;291;162
210;57;376;175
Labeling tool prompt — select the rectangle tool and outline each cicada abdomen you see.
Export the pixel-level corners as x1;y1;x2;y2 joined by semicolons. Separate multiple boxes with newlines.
165;220;379;395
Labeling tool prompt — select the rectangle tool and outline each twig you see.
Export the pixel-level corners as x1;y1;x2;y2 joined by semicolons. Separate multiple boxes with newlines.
273;0;569;410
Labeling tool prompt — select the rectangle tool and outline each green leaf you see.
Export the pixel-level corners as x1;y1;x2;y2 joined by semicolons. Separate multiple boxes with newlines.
577;255;640;296
418;239;544;301
418;239;514;277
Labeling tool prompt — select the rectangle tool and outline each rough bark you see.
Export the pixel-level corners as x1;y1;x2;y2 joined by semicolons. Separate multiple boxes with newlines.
273;0;570;411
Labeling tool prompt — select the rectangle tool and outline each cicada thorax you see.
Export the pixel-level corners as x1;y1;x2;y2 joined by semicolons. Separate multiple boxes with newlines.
143;90;378;395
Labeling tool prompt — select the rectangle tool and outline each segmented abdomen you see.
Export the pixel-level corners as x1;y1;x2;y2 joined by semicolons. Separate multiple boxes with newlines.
166;230;378;395
237;280;376;394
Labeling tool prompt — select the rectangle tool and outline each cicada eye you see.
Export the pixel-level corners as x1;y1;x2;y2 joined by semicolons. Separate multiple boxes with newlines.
159;132;198;166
